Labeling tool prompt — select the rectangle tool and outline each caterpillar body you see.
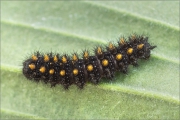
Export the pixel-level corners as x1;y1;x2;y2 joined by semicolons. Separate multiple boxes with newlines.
23;35;156;89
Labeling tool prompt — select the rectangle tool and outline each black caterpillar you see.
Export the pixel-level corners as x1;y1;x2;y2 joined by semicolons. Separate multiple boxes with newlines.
23;34;156;89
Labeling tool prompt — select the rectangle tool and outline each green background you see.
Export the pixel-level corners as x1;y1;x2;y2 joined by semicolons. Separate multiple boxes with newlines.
1;1;179;119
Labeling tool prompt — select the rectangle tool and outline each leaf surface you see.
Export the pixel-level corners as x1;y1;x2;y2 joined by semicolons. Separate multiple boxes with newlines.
1;1;179;119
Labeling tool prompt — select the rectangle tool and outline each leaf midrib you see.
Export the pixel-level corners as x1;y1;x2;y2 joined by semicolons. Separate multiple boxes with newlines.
1;108;46;120
84;1;179;30
1;64;179;103
1;20;179;64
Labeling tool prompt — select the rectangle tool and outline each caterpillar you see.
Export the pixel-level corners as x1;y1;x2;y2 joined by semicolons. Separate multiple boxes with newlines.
22;34;156;89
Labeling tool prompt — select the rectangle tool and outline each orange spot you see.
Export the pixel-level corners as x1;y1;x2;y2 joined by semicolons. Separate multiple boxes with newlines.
116;54;122;60
53;56;58;62
83;51;89;59
127;48;133;55
60;70;65;76
44;55;49;62
109;43;115;50
32;55;38;61
72;54;78;62
87;64;93;72
97;47;103;55
39;66;46;73
137;44;144;50
62;56;67;63
102;59;108;67
29;63;35;70
120;38;125;45
49;69;54;74
73;69;78;76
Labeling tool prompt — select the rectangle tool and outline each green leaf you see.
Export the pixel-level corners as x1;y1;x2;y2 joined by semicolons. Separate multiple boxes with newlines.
1;1;179;119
